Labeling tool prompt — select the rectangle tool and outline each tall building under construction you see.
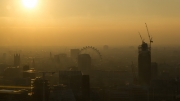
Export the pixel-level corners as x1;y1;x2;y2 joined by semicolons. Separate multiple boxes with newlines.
138;42;151;85
138;23;153;85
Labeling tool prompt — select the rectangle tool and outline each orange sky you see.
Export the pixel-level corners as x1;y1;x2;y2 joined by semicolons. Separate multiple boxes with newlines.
0;0;180;46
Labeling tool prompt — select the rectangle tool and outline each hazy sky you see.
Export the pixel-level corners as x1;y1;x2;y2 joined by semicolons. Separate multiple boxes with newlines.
0;0;180;46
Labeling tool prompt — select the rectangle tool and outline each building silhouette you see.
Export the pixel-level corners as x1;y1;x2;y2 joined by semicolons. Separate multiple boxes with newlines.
138;42;151;85
31;77;50;101
78;54;91;70
82;75;90;101
0;89;29;101
23;65;36;79
49;85;76;101
14;54;20;67
3;67;21;80
59;71;82;88
23;65;30;71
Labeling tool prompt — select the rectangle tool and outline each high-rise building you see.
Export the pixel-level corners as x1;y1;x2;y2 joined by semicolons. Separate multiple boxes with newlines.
138;42;151;85
31;77;50;101
0;89;29;101
14;54;20;67
78;54;91;70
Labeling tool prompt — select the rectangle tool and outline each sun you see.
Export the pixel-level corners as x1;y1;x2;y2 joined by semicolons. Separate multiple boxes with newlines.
22;0;38;9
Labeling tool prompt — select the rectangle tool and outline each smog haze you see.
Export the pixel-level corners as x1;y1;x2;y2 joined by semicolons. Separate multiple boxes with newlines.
0;0;180;46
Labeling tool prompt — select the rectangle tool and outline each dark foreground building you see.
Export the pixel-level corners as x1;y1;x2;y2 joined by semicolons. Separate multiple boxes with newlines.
0;89;29;101
31;77;50;101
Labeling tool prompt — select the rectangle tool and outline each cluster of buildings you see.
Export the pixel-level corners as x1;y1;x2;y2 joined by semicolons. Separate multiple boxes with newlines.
0;40;180;101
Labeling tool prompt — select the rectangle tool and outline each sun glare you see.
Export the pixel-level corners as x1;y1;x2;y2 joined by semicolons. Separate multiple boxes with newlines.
22;0;38;9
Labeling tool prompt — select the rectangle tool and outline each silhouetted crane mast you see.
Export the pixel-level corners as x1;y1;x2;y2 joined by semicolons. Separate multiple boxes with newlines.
138;32;144;43
145;23;153;49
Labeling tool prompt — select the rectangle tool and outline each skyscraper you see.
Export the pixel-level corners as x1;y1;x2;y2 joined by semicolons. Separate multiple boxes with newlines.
138;42;151;85
78;54;91;70
31;77;50;101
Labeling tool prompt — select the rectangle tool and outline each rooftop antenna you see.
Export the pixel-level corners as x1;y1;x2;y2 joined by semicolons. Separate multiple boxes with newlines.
138;32;144;43
145;23;153;50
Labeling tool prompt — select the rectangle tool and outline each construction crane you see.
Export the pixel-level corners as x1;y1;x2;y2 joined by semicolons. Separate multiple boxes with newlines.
138;32;144;43
38;71;55;101
145;23;153;49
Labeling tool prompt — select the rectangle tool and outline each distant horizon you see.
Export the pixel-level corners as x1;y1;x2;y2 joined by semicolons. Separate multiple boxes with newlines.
0;44;180;48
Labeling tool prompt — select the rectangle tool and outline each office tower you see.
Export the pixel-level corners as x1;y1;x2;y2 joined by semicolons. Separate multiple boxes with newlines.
31;77;50;101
